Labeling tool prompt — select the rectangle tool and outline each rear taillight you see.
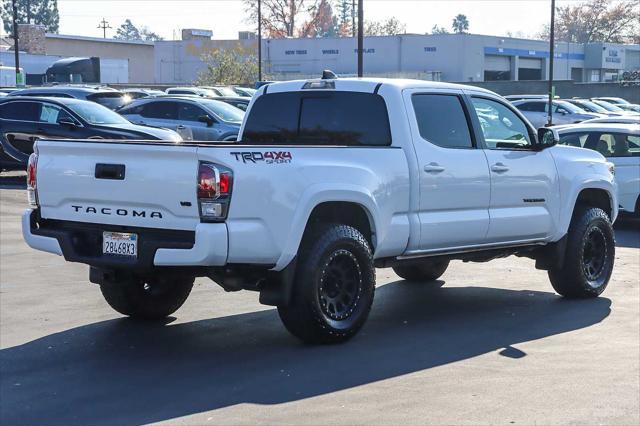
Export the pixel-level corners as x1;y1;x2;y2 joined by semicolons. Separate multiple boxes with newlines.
197;162;233;222
27;152;38;208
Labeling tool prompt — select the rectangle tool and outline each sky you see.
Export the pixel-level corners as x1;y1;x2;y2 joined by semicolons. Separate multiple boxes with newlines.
9;0;586;40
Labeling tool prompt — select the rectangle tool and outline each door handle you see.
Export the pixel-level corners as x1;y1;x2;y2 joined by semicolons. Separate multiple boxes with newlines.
424;163;445;173
177;125;187;130
491;163;510;173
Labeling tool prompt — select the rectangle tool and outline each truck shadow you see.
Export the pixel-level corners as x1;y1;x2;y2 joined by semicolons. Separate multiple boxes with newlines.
0;172;26;190
0;281;611;425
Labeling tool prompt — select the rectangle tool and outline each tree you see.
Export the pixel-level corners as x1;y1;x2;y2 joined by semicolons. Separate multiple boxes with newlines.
539;0;639;44
336;0;354;36
114;19;163;41
243;0;320;38
195;44;259;86
451;14;469;34
1;0;59;35
300;0;339;38
364;17;407;36
431;25;449;35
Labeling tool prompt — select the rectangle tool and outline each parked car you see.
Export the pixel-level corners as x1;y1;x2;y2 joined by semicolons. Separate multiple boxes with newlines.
590;99;636;115
565;99;624;116
512;99;602;128
165;87;217;97
231;86;256;97
23;77;618;344
0;97;181;170
582;115;640;125
504;94;549;101
215;96;250;111
9;86;132;110
556;122;639;216
122;88;165;100
118;96;244;141
0;88;19;95
592;97;630;106
202;86;247;98
617;104;640;113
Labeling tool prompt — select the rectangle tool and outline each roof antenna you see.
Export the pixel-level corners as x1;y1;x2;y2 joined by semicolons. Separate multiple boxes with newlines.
322;70;338;80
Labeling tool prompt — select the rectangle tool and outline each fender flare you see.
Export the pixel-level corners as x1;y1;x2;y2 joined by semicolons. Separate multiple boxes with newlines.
556;178;617;238
272;183;380;271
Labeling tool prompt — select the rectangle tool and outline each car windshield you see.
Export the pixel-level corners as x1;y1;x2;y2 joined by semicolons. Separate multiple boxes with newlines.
573;100;608;113
213;87;237;97
67;101;130;125
200;99;245;122
236;87;256;96
592;100;624;112
555;100;583;113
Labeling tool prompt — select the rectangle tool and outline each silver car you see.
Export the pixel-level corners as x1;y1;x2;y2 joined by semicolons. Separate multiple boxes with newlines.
118;96;244;141
511;99;602;129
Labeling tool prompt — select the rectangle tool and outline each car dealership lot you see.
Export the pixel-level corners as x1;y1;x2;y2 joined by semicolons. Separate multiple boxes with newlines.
1;174;639;425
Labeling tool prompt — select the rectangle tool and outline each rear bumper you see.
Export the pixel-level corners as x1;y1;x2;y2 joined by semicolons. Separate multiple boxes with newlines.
22;209;228;268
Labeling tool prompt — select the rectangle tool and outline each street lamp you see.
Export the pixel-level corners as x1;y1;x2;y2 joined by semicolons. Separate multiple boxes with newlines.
547;0;556;126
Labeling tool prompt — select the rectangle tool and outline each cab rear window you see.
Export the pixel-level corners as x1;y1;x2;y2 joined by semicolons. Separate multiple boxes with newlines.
242;91;391;146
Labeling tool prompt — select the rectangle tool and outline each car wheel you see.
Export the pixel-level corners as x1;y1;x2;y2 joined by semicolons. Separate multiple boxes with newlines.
100;273;194;320
392;259;450;283
548;207;615;298
278;224;375;344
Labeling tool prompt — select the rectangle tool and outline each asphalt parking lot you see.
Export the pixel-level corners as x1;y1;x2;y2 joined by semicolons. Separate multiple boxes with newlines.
1;171;639;426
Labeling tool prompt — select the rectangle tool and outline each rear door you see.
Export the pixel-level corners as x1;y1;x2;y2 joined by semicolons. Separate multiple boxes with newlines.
469;95;559;243
0;100;45;162
138;101;193;141
403;89;492;250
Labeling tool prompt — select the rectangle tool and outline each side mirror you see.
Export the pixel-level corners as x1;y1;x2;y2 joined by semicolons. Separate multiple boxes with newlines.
58;117;78;127
536;127;559;150
198;114;214;127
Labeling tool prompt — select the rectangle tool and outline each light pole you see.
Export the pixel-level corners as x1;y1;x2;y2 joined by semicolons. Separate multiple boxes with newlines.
12;0;20;86
258;0;262;82
357;0;363;77
547;0;556;127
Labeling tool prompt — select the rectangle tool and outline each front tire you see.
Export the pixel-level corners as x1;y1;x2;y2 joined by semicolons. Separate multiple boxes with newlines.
278;224;375;344
393;259;450;282
548;207;615;298
100;273;194;320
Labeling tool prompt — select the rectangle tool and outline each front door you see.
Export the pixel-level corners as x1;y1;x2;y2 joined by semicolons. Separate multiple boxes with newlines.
403;89;491;252
469;96;559;243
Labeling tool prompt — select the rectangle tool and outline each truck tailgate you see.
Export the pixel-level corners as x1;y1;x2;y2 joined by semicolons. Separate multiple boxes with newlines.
36;140;200;231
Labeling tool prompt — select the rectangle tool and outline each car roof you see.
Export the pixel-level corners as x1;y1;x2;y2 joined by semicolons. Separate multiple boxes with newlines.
125;96;232;106
262;78;497;97
555;122;640;134
0;95;106;107
9;86;121;97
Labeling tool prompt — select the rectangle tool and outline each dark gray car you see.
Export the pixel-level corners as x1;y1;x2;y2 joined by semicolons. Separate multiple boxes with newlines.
118;96;244;141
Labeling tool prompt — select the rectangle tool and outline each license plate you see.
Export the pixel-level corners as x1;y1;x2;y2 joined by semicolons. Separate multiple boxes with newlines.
103;232;138;257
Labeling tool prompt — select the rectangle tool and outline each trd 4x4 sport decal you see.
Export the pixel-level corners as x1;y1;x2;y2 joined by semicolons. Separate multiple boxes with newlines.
231;151;293;164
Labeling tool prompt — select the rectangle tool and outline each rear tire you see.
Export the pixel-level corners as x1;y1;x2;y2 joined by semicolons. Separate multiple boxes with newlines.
278;224;375;344
393;259;450;282
548;207;614;298
100;273;194;320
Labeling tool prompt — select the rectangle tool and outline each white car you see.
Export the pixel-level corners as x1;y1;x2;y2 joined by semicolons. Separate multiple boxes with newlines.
512;99;602;129
23;77;618;343
556;122;640;215
582;115;640;125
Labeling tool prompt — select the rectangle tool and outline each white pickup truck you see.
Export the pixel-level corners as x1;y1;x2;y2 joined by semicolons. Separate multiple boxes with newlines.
23;77;618;344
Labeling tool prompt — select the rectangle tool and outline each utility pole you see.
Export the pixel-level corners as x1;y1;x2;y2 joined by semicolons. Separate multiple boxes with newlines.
12;0;20;86
547;0;556;127
26;0;32;24
258;0;262;82
97;18;111;39
357;0;363;77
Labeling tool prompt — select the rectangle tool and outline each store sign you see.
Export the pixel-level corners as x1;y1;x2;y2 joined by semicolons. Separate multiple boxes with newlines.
603;47;625;69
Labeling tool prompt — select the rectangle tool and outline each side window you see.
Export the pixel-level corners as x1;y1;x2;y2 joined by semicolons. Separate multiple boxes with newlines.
471;98;532;149
594;133;638;158
559;132;588;148
411;94;473;149
178;103;206;122
517;102;545;112
141;102;178;120
39;104;63;123
0;101;41;121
